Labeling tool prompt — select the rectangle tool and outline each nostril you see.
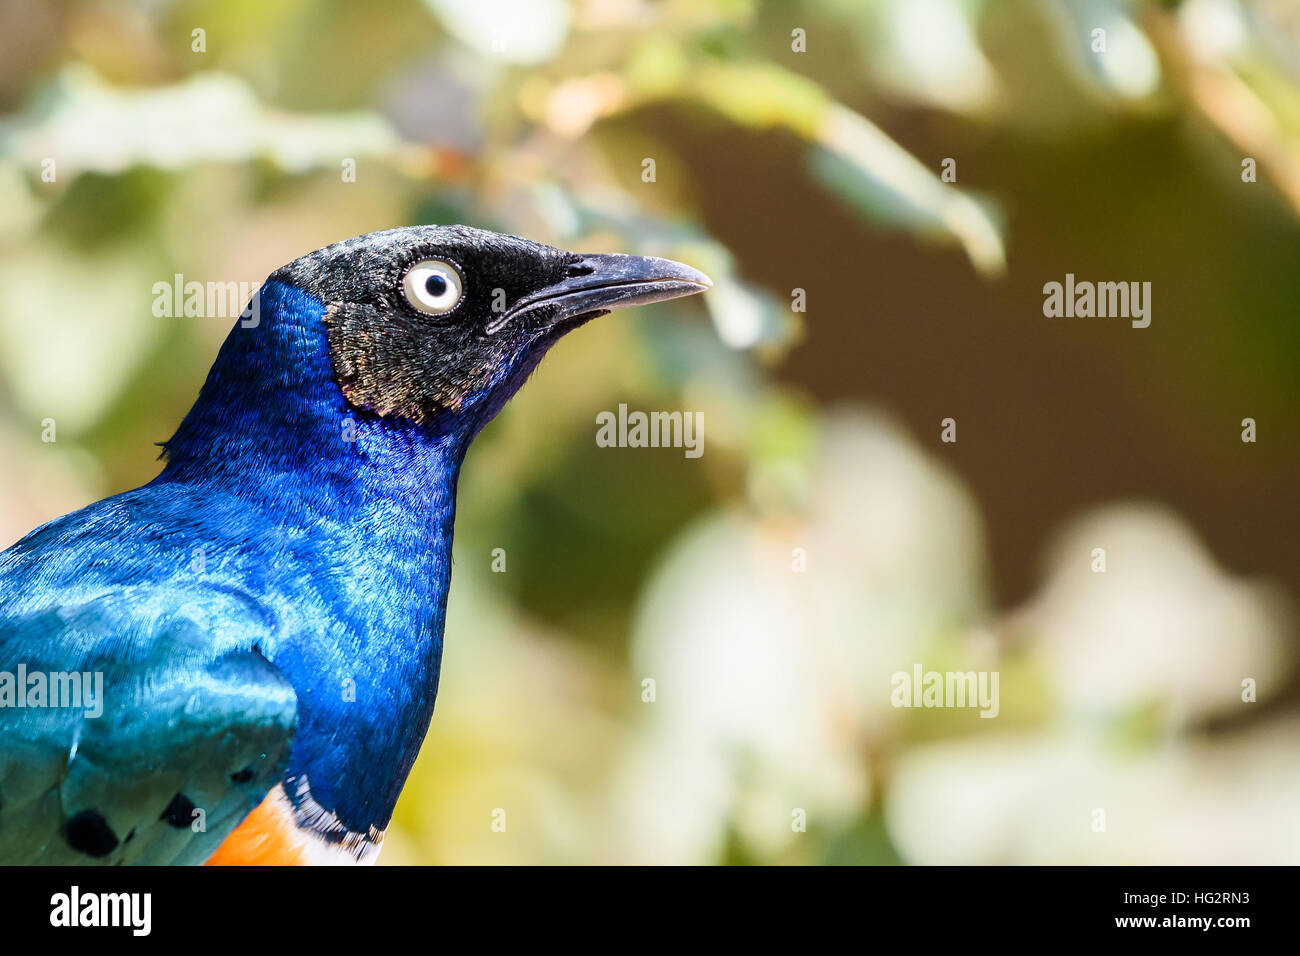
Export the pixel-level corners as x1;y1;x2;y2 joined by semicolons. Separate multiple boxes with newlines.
566;262;595;278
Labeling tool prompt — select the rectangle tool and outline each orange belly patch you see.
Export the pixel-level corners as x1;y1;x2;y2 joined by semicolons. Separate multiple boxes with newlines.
206;786;310;866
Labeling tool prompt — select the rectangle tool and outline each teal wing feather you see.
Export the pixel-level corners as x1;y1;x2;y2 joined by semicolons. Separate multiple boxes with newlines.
0;584;297;865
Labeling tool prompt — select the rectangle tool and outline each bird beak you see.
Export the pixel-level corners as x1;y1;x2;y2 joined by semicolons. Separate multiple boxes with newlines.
488;253;712;333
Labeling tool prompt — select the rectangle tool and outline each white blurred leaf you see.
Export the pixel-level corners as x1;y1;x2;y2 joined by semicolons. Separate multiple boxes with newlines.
1052;0;1161;99
0;67;402;179
425;0;570;65
1028;504;1295;726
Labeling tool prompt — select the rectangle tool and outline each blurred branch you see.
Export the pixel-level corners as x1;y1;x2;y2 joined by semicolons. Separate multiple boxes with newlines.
1148;6;1300;218
526;55;1008;277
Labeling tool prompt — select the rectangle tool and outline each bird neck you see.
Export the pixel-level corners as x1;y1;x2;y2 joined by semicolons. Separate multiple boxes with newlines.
157;279;472;835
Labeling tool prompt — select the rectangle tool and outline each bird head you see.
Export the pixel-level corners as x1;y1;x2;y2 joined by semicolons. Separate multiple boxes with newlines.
268;225;712;432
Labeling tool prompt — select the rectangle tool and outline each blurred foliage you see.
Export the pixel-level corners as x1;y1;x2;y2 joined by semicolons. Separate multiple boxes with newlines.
0;0;1297;864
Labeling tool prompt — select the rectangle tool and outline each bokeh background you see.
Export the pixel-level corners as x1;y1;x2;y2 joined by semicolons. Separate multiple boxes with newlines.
1;0;1298;864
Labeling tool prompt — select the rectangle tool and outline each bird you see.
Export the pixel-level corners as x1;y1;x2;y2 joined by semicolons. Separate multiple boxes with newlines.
0;225;710;865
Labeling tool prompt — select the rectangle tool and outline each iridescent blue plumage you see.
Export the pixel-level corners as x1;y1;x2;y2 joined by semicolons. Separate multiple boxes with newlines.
159;279;466;833
1;280;462;860
0;225;710;864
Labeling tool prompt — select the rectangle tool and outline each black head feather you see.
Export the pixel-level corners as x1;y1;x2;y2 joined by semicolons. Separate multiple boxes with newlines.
271;224;711;426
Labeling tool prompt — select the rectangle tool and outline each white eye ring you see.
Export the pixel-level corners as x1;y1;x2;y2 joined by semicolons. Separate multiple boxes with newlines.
402;259;463;315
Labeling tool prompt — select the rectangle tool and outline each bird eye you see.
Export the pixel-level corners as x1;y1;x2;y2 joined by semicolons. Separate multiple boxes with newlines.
402;259;463;315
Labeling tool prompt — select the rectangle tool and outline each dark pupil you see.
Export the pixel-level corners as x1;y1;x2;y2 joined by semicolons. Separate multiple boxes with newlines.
424;274;448;298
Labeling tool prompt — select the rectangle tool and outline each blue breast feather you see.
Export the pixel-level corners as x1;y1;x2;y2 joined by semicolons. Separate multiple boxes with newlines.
0;280;467;853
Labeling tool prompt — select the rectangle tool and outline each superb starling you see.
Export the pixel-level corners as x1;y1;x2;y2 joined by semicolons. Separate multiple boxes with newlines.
0;225;710;864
